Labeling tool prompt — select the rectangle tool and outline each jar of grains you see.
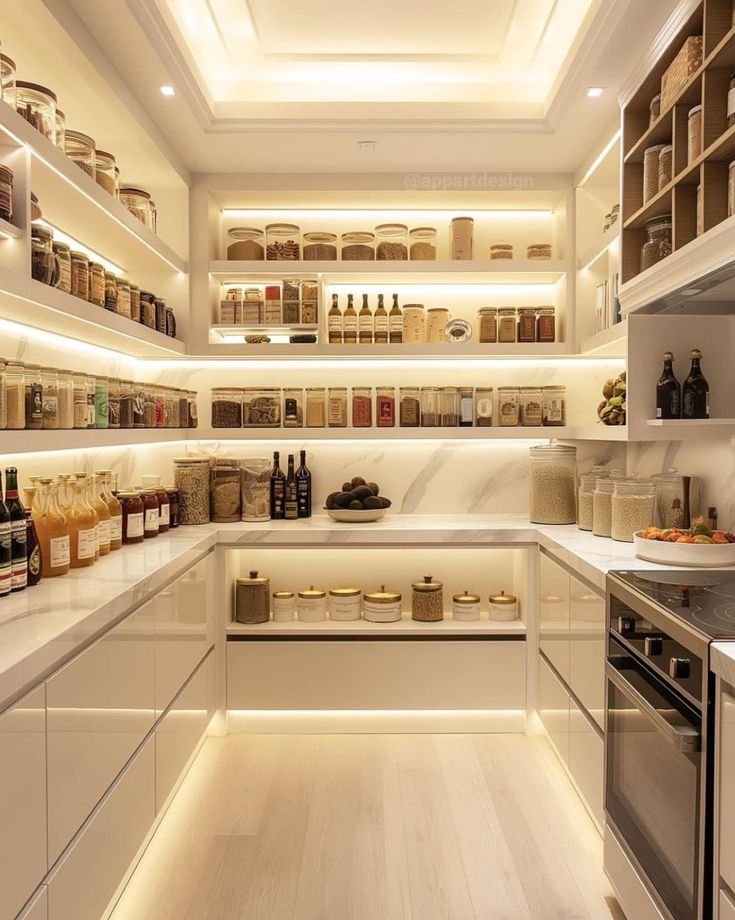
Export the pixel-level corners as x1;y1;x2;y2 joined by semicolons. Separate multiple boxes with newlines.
115;279;131;318
518;308;537;343
440;387;459;427
41;366;58;429
212;388;242;428
399;387;420;427
411;575;444;622
577;473;595;531
363;586;402;623
478;308;498;343
612;479;656;542
120;187;153;227
529;443;577;525
283;388;303;427
305;388;326;427
542;386;566;426
241;458;271;522
243;388;281;427
375;223;408;260
235;571;270;624
643;144;666;202
95;150;116;196
329;586;362;621
174;457;211;525
88;262;105;306
592;478;615;537
6;360;24;429
475;387;493;427
658;144;673;191
164;389;178;428
640;215;672;272
210;458;242;523
498;308;517;343
409;227;437;260
303;232;337;260
498;387;520;427
226;228;264;260
420;387;440;427
341;231;375;260
537;307;556;343
178;391;188;428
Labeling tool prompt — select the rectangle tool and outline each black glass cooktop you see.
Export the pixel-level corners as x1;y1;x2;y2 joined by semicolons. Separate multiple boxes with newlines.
614;569;735;640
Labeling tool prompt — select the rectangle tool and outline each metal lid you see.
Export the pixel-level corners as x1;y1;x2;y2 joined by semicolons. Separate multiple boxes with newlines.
16;81;58;102
237;570;269;586
403;303;425;310
298;586;326;599
453;590;480;605
64;129;95;147
530;442;577;456
329;586;362;597
412;575;443;592
120;187;151;198
273;591;294;599
489;590;517;605
364;585;402;604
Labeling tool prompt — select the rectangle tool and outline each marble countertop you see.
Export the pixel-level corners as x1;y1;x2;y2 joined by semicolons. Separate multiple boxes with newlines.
0;515;662;711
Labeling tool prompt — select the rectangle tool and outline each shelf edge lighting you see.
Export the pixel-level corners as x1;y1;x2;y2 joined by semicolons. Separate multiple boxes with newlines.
221;209;554;219
34;219;125;276
577;130;621;188
0;316;141;365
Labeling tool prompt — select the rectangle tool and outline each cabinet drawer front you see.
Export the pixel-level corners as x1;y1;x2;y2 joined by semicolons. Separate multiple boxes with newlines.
569;577;605;729
46;600;155;866
539;554;570;682
0;685;47;920
155;555;212;715
47;736;155;920
156;653;211;812
569;700;604;830
720;689;735;895
539;654;570;766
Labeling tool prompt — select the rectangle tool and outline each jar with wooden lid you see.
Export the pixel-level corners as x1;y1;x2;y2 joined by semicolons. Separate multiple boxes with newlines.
329;586;362;621
273;591;295;622
15;81;57;142
363;586;402;622
210;457;242;523
452;590;481;621
120;187;153;227
640;215;672;271
529;443;577;524
266;223;300;260
643;144;666;203
64;130;96;178
478;308;498;343
518;308;537;343
497;308;517;343
298;586;327;622
227;228;264;260
412;575;444;622
542;386;566;426
235;571;270;624
488;591;519;622
303;232;337;260
399;387;420;427
341;231;375;260
376;223;407;260
497;387;520;427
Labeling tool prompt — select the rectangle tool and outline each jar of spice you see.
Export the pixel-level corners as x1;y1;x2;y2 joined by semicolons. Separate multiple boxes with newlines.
328;387;348;428
341;231;375;260
242;458;271;522
488;591;519;622
363;586;402;622
640;215;672;272
399;387;420;427
497;308;517;343
70;251;89;300
141;489;160;538
376;386;396;427
210;457;242;523
478;308;498;343
529;443;577;525
272;591;295;622
520;387;543;427
41;367;58;429
24;364;43;429
95;376;109;429
497;387;520;427
578;473;595;531
542;386;566;426
283;388;304;427
115;278;131;318
420;387;440;426
118;492;144;544
411;575;444;622
643;144;666;202
536;307;556;343
305;387;326;427
52;242;71;294
235;572;270;624
58;370;73;429
0;164;12;223
15;81;57;141
303;232;337;260
452;590;481;621
212;388;243;428
518;308;537;343
174;457;210;525
298;586;327;622
688;104;702;164
329;586;362;621
475;387;493;427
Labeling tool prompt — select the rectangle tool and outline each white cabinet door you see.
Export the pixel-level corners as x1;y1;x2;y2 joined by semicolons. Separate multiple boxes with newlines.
47;735;155;920
719;686;735;895
539;654;570;767
569;700;604;830
156;554;212;716
0;685;46;920
569;577;605;730
17;886;47;920
46;600;155;866
539;554;570;683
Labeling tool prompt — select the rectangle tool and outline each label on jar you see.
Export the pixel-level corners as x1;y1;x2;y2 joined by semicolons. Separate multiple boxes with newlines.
328;396;346;426
298;596;326;621
272;598;295;621
109;515;123;543
159;503;170;527
145;508;159;533
126;512;144;539
77;527;97;560
363;601;402;622
476;394;493;422
498;392;520;426
521;397;543;427
97;519;110;547
50;534;70;568
544;396;564;424
343;315;358;334
329;596;362;621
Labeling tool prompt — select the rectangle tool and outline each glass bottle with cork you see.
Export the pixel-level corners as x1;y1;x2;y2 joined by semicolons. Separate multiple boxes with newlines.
328;293;342;344
343;294;358;344
656;351;681;419
389;293;403;343
682;348;709;419
358;294;373;344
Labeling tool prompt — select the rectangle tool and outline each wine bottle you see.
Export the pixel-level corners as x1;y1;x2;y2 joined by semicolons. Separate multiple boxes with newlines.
358;293;373;344
343;294;357;345
5;467;27;592
389;293;403;344
0;474;11;597
374;294;389;344
25;510;42;586
285;454;298;520
296;449;312;518
270;451;286;520
328;293;342;344
656;351;681;419
682;348;709;419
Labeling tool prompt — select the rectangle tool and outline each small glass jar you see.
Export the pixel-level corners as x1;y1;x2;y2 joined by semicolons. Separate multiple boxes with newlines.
426;307;450;343
174;457;211;525
375;223;408;260
578;473;595;531
420;387;440;427
409;227;437;260
612;479;656;543
537;307;556;343
450;217;474;260
133;382;145;428
41;367;58;429
241;458;271;522
457;387;474;427
452;590;481;621
475;387;494;427
303;232;337;260
210;458;242;523
440;387;459;427
52;242;71;294
497;308;517;343
120;187;153;227
95;376;109;429
363;586;402;623
70;251;89;300
94;150;116;196
399;387;420;427
154;387;166;428
272;591;295;622
57;369;73;429
165;388;178;428
188;391;198;429
266;223;300;260
108;378;121;429
658;144;673;190
640;215;672;272
0;54;17;110
341;231;375;260
119;380;134;429
243;388;281;427
305;387;326;428
143;385;156;428
643;144;666;203
411;575;444;622
5;360;25;430
688;104;702;165
118;492;144;544
115;278;131;318
141;490;160;538
88;262;105;306
15;81;57;142
0;164;12;223
64;130;96;178
329;587;362;622
226;227;264;260
104;272;117;311
478;307;498;343
31;226;59;287
542;386;566;426
352;387;373;427
24;363;43;429
178;390;188;428
376;386;396;427
298;586;327;622
520;387;543;427
328;387;348;428
497;387;520;427
283;388;304;427
529;443;577;525
488;591;519;622
72;372;87;429
518;308;537;343
402;304;426;343
85;375;96;428
139;291;156;328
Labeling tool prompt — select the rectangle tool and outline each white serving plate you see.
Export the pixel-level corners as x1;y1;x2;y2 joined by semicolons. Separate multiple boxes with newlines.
325;508;387;523
634;532;735;567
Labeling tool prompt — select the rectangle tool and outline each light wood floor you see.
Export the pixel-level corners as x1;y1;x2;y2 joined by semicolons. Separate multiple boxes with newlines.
110;734;624;920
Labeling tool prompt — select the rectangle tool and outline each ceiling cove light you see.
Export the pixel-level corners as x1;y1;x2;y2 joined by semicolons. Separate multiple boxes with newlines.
587;86;604;97
160;85;175;96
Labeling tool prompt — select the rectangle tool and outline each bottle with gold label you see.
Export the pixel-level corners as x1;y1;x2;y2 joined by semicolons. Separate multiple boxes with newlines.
343;294;357;344
328;293;342;344
374;294;389;344
358;294;373;344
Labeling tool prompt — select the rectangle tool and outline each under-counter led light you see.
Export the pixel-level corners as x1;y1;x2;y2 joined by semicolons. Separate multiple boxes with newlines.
221;209;554;220
34;220;125;276
587;86;604;97
160;85;176;96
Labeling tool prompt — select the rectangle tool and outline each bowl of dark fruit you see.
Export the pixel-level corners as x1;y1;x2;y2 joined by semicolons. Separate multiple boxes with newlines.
324;477;392;523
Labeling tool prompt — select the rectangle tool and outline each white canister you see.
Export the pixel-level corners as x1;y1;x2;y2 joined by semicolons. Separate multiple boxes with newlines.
272;590;295;622
297;586;327;622
452;590;481;621
363;586;402;623
488;590;519;622
329;586;362;621
426;308;450;343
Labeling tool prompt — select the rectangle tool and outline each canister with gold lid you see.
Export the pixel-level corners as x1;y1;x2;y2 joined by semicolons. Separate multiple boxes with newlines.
298;585;327;622
329;586;362;621
488;590;519;622
234;570;270;624
452;589;481;621
411;575;444;622
363;585;402;622
272;590;294;622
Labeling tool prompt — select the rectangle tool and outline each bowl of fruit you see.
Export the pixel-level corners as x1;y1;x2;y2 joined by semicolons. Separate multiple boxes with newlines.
325;476;392;523
634;523;735;567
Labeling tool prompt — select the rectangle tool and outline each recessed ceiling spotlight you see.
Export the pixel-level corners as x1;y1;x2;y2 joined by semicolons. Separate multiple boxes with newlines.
160;85;175;97
587;86;604;98
357;140;376;150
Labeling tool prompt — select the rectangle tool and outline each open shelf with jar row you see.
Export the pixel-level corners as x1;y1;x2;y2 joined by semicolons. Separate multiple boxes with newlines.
193;426;627;442
226;614;527;638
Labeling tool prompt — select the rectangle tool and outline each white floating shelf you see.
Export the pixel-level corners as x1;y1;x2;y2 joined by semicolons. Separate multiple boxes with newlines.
227;614;526;637
0;267;186;358
577;226;619;271
193;426;624;442
0;100;187;275
0;429;187;456
0;216;22;240
196;341;570;359
567;425;628;441
644;418;735;438
579;320;627;356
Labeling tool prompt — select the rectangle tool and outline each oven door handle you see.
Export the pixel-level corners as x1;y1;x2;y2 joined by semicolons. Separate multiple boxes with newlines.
606;659;701;754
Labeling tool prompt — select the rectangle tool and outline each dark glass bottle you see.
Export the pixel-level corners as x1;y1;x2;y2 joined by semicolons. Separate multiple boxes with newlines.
270;451;286;520
682;348;709;419
389;293;403;344
5;468;27;592
285;454;298;520
0;474;11;597
25;510;42;586
296;449;312;518
656;351;680;419
374;294;389;344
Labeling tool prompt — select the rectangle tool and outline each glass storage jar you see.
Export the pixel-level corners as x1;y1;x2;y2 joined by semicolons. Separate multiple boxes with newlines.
537;307;556;343
6;360;24;429
210;458;242;523
88;262;105;306
72;372;87;429
41;366;58;429
115;278;131;318
409;227;437;260
174;457;210;525
226;227;264;260
154;387;165;428
0;164;12;223
452;590;481;621
399;387;420;427
592;478;615;537
450;217;473;260
498;308;517;343
298;586;327;622
119;380;133;428
376;386;396;427
459;387;474;427
363;586;402;623
64;130;96;178
24;363;43;429
420;387;440;427
352;387;373;427
402;304;425;343
55;109;65;147
187;391;198;428
426;307;450;343
658;144;673;190
94;150;116;196
305;387;326;428
542;386;566;426
329;587;362;622
520;387;543;427
266;223;300;260
529;443;577;524
164;388;178;428
688;104;702;164
132;382;145;428
52;242;71;294
31;226;60;287
478;307;498;343
498;387;520;426
139;290;156;327
518;308;537;343
108;378;120;429
327;387;348;428
640;215;672;272
341;231;374;260
120;187;153;227
243;388;281;427
0;54;16;110
178;390;188;428
475;387;493;427
612;479;656;543
118;492;144;544
303;232;337;260
104;272;117;311
643;144;666;203
95;376;109;429
70;251;89;300
283;388;304;427
375;223;408;260
235;571;270;624
440;387;459;426
272;591;295;622
411;575;444;622
241;458;271;522
15;81;57;141
143;385;156;428
577;473;595;531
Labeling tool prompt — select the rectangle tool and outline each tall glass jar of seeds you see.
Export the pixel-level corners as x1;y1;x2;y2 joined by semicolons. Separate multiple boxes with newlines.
241;458;271;522
592;478;615;537
612;479;656;542
174;457;211;525
529;443;577;524
210;458;242;523
577;473;595;531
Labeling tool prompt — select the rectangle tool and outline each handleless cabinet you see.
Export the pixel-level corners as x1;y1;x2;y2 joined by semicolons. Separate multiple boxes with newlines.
539;653;570;767
0;685;47;920
539;553;570;683
569;577;605;729
719;685;735;898
569;700;604;829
